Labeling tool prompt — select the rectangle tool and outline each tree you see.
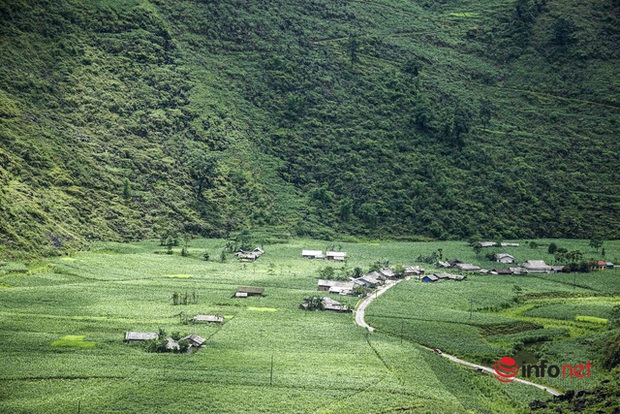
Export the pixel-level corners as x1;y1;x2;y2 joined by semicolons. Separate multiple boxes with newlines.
472;242;482;256
338;198;353;222
548;242;558;254
122;178;131;200
393;264;406;279
346;34;360;64
552;17;576;47
589;238;603;253
203;251;210;261
317;266;335;280
301;296;324;311
479;98;493;127
220;249;227;263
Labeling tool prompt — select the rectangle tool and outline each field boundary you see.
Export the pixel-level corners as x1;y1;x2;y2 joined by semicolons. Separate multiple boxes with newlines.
355;279;563;397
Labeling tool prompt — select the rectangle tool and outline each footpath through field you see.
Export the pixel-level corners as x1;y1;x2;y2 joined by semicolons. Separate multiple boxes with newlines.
354;278;563;397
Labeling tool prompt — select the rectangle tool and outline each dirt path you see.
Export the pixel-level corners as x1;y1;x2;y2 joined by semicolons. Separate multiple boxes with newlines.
354;278;563;396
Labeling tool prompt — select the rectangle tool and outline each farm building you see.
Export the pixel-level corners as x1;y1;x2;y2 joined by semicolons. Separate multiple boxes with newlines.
190;314;224;323
317;280;355;294
478;241;498;248
326;251;347;261
124;332;158;343
180;334;205;348
354;274;382;288
435;273;466;281
607;262;615;269
495;253;516;264
421;274;439;282
521;260;553;273
235;286;264;298
501;242;520;247
493;268;514;275
234;247;264;262
302;250;325;259
379;268;397;280
300;297;350;312
404;265;425;276
422;273;465;282
453;262;481;271
322;297;351;312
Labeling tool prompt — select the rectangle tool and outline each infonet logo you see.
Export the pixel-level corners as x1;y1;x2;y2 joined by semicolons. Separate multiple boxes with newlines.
494;356;592;382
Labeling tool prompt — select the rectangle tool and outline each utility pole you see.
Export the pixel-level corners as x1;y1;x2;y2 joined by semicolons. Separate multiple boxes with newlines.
269;354;274;385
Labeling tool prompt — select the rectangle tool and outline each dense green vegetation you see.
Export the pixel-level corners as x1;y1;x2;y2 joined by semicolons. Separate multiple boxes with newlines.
1;0;620;258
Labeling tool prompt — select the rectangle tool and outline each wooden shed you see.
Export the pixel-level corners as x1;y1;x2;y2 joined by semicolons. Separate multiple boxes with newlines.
236;286;264;297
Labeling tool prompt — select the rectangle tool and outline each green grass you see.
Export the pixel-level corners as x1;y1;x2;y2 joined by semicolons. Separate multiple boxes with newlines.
1;238;580;413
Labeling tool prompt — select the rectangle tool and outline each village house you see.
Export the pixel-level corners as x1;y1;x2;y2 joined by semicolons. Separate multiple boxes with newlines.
422;273;465;282
421;274;439;283
302;250;325;259
492;268;514;275
124;332;158;343
235;286;264;298
300;297;350;312
354;274;382;289
190;314;224;323
326;251;347;261
521;260;553;273
180;334;205;348
435;273;466;281
453;262;481;272
322;297;351;312
495;253;516;264
404;265;425;277
378;268;397;280
317;280;354;295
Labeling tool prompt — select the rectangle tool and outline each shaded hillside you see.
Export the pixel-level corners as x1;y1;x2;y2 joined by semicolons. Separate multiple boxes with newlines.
1;0;620;257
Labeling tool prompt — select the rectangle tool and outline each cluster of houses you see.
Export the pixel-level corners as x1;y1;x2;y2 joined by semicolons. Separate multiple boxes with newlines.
234;247;264;262
317;265;425;295
302;250;347;261
124;313;225;351
439;254;614;276
124;331;205;352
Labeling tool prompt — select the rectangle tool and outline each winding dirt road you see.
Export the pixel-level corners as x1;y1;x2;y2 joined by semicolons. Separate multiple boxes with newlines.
354;278;563;396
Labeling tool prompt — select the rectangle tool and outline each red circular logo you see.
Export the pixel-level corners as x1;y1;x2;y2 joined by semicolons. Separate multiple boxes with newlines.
494;356;519;382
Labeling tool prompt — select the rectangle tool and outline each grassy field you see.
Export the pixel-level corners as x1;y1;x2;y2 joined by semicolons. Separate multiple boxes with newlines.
1;238;618;413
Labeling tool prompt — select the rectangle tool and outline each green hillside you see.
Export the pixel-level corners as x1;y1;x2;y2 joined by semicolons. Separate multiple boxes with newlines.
1;0;620;257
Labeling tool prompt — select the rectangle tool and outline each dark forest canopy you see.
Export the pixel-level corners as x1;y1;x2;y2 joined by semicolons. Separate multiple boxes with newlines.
1;0;619;257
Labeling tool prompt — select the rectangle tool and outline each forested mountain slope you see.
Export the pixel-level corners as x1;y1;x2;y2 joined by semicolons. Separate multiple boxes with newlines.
1;0;619;257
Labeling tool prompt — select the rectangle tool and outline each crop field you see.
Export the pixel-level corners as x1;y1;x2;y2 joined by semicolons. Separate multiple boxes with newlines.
1;238;619;412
